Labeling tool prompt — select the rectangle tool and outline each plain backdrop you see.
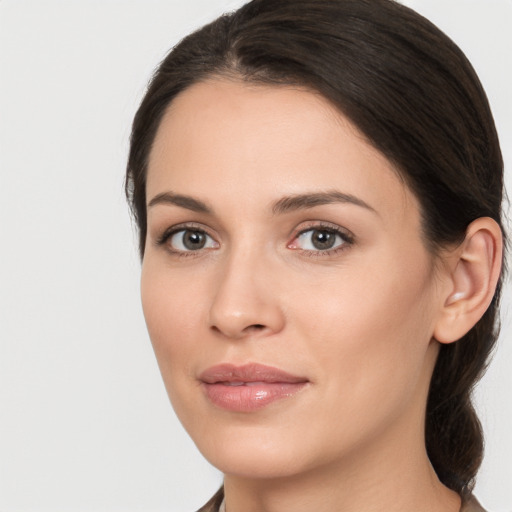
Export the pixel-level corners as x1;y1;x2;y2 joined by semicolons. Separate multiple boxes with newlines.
0;1;510;511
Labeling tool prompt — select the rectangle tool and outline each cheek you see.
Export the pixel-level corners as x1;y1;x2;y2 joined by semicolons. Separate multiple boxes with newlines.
140;260;206;381
140;263;215;434
292;249;437;418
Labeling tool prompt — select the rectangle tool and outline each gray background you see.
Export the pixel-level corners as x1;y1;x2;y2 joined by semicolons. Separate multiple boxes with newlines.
1;1;510;510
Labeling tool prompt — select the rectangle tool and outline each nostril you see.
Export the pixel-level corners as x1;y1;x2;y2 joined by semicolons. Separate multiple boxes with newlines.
209;323;266;337
247;324;265;331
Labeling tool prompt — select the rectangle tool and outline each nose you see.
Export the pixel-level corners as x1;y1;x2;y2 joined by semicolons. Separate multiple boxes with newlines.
208;249;285;340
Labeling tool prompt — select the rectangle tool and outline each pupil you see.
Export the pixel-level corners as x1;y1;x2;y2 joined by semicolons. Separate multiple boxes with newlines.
312;230;335;250
183;231;205;250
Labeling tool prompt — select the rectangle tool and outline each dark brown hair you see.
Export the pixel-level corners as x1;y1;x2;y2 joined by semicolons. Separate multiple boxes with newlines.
126;0;505;498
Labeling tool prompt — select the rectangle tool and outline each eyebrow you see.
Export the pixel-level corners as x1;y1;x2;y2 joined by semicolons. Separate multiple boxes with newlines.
148;192;212;213
272;191;377;215
147;190;376;216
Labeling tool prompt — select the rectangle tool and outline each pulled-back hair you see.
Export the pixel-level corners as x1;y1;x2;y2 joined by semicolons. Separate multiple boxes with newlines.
126;0;505;498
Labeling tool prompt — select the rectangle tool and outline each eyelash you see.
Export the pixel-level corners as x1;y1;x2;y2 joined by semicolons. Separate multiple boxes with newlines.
155;222;355;258
155;223;217;258
289;222;355;258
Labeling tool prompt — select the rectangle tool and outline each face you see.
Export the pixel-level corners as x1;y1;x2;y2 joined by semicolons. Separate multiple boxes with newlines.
141;80;446;480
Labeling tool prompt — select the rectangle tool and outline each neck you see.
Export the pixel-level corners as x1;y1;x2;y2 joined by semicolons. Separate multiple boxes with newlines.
223;411;461;512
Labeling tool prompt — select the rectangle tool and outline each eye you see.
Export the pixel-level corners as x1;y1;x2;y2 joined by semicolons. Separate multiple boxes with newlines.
288;226;352;252
164;228;218;252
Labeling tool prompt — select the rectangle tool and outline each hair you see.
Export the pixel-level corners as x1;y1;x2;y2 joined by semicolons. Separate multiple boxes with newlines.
126;0;505;499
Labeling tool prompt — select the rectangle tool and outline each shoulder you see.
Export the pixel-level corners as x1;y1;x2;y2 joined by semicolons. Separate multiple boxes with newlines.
461;495;487;512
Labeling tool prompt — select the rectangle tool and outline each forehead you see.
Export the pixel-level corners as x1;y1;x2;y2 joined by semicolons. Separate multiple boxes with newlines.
147;79;417;222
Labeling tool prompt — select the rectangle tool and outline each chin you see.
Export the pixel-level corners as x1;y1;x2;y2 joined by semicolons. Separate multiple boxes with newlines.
205;446;310;480
188;420;334;480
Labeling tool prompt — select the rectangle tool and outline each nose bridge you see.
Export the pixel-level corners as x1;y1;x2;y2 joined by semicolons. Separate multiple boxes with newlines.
208;241;284;339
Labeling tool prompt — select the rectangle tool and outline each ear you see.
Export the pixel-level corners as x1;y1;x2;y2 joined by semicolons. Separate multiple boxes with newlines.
434;217;503;344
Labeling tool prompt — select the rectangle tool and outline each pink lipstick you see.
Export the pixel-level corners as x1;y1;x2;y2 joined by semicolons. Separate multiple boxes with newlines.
199;363;308;412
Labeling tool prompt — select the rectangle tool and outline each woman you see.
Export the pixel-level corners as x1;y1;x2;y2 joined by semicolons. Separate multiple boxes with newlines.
126;1;505;511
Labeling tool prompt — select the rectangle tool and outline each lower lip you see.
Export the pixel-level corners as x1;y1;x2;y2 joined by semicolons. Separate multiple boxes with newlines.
202;382;307;412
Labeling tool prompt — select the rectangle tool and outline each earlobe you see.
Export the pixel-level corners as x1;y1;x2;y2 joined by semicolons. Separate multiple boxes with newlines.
434;217;503;344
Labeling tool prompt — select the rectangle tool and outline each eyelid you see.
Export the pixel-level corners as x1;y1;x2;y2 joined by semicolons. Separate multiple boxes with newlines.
287;221;355;254
292;220;355;240
156;222;205;243
155;222;219;253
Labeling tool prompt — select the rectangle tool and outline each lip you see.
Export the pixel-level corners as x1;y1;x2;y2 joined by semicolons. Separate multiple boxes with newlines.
199;363;309;412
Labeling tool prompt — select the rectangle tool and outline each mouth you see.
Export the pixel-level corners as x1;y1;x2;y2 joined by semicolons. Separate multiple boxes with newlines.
199;363;309;412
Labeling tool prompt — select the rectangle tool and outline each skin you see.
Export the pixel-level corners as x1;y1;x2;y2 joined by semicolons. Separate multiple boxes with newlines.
141;79;462;512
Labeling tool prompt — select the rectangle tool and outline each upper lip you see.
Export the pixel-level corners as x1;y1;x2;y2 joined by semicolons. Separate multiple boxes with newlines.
199;363;308;384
